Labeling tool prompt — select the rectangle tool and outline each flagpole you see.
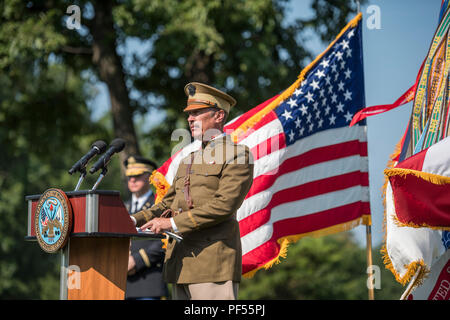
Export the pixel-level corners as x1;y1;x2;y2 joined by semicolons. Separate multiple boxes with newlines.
362;98;374;300
355;0;372;299
366;224;375;300
355;1;372;296
399;266;422;300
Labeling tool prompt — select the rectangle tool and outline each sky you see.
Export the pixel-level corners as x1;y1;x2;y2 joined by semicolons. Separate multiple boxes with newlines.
89;0;443;247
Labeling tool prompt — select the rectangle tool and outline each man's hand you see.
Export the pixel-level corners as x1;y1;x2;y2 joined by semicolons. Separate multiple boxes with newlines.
141;217;172;234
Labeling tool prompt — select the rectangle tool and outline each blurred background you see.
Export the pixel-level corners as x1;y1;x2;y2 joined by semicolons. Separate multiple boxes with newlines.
0;0;440;299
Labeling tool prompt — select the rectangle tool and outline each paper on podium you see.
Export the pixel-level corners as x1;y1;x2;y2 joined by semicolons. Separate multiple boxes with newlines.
137;228;183;242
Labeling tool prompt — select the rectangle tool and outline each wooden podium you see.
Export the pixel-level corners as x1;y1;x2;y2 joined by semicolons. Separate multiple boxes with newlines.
25;190;161;300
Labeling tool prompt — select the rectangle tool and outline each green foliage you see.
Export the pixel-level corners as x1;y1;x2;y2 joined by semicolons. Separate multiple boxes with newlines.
0;23;115;299
0;70;111;299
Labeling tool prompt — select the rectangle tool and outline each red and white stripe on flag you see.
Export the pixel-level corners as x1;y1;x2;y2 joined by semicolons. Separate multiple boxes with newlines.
385;136;450;230
150;13;370;277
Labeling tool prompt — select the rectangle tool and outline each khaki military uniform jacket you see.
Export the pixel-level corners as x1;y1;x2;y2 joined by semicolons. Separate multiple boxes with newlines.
133;135;254;284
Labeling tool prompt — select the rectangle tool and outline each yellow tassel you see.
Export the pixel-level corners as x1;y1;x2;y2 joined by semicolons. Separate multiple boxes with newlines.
150;170;170;204
161;237;168;250
380;245;429;286
380;141;402;284
384;168;450;185
392;213;450;231
149;170;171;250
265;239;290;269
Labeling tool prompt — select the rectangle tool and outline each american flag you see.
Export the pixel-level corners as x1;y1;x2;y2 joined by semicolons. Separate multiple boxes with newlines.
41;212;48;227
151;14;370;277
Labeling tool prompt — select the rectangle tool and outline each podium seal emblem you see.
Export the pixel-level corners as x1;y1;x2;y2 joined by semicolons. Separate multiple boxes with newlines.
34;188;73;253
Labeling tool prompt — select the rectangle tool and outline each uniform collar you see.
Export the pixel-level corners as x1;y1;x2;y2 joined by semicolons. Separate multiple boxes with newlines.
201;132;226;149
131;189;153;209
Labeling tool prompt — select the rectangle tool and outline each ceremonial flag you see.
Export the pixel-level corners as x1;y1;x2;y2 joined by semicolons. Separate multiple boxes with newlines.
381;2;450;290
405;6;450;157
151;13;370;277
382;136;449;288
382;176;445;286
385;136;450;230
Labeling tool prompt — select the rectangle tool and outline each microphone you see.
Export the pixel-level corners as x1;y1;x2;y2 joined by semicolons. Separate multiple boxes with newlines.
68;140;107;175
89;138;126;174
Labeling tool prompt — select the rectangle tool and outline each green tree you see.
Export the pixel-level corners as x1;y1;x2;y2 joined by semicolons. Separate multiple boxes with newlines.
0;23;119;299
1;0;363;166
0;0;367;299
0;65;111;298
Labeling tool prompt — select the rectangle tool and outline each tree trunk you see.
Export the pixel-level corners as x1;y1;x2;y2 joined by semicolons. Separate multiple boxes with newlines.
91;1;140;172
185;50;212;83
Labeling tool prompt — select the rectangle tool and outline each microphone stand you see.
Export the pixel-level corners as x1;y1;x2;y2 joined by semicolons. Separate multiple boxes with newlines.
74;169;86;192
91;166;107;191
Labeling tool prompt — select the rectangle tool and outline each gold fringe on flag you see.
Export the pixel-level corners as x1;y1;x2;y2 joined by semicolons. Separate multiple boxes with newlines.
391;214;450;231
149;170;171;249
384;167;450;230
379;142;432;286
384;167;450;185
149;170;171;204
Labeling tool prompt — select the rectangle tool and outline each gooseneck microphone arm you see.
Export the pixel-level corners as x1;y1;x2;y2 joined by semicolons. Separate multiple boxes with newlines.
90;166;108;191
74;171;86;192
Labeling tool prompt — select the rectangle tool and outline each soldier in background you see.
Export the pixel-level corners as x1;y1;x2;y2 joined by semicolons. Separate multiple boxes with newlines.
124;156;168;300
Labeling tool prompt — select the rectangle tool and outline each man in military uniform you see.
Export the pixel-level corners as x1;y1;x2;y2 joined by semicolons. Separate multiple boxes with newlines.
131;82;254;300
124;156;168;300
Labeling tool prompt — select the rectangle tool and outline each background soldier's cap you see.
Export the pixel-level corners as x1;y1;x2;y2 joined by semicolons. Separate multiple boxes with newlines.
183;82;236;114
124;155;157;177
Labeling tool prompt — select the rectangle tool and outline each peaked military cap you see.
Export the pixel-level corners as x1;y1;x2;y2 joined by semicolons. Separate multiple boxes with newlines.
183;82;236;114
124;155;157;177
